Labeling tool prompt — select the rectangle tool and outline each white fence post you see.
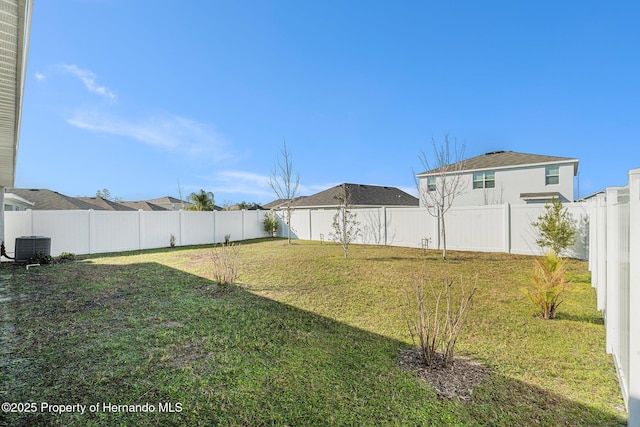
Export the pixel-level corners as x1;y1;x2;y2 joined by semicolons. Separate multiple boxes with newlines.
596;193;608;310
138;210;144;250
605;187;621;354
382;207;387;246
504;203;511;254
628;168;640;426
88;210;95;254
178;210;184;246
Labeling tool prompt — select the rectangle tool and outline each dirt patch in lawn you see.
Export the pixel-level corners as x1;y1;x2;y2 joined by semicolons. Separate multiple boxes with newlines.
399;349;491;401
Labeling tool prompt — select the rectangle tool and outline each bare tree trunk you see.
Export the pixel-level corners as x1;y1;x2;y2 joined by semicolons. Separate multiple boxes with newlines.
414;135;466;260
441;214;447;260
269;140;300;246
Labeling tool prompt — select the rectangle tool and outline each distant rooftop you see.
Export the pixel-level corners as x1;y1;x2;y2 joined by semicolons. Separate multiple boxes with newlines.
286;183;418;208
7;189;108;210
418;151;579;175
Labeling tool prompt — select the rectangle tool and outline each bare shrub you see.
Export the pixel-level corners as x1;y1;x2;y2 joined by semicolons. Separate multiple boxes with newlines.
329;184;361;259
405;267;477;369
210;242;240;287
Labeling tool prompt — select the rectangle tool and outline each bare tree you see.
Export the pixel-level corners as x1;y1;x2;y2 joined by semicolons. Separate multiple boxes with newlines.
415;135;466;260
269;140;300;245
329;184;361;258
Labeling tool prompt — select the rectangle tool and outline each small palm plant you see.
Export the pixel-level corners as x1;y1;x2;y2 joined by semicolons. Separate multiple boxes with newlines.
520;251;569;320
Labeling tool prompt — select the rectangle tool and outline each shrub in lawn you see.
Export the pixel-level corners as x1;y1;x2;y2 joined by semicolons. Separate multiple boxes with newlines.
169;234;176;248
58;252;76;261
29;251;53;265
210;242;240;288
532;198;577;257
520;251;569;320
263;213;279;237
405;267;477;369
329;184;361;259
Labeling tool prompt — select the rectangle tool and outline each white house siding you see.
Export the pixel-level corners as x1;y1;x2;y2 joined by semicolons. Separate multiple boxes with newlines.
0;187;4;244
419;162;576;207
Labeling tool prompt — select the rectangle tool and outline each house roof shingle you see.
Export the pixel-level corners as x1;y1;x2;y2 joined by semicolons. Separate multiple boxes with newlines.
145;196;193;210
418;151;579;176
118;201;168;211
262;197;307;209
286;183;418;208
6;189;108;210
76;197;136;211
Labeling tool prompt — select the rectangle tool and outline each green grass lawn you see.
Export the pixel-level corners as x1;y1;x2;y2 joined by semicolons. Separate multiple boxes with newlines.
0;239;627;426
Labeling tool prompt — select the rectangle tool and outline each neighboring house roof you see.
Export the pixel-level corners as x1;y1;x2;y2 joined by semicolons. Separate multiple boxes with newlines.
263;197;307;209
76;197;136;211
145;196;193;210
418;151;579;176
3;191;34;209
119;201;168;211
225;203;265;211
287;183;419;208
6;189;108;210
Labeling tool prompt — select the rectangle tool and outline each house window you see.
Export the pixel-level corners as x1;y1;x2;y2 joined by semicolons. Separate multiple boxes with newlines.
546;166;559;185
473;171;495;189
427;176;436;192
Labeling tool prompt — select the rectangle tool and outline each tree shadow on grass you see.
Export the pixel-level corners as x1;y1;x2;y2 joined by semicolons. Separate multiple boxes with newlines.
1;262;627;426
555;312;605;325
76;237;281;260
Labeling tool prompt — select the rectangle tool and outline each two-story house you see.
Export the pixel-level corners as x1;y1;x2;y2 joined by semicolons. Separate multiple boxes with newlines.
416;151;579;206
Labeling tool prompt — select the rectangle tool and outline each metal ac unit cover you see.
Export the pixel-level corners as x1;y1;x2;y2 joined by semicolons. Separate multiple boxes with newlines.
15;236;51;263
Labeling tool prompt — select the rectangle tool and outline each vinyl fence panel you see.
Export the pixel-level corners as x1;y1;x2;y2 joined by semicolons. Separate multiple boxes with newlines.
181;211;215;246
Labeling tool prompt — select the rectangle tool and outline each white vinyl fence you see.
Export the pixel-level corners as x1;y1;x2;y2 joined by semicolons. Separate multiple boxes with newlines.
278;202;592;259
589;168;640;425
3;209;271;256
4;191;637;420
3;202;593;259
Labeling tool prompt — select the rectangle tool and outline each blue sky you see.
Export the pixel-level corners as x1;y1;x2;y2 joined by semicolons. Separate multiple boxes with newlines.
16;1;640;205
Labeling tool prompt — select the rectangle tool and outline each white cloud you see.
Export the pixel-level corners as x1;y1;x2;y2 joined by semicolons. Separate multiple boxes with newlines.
198;169;337;203
35;72;46;81
204;170;274;199
66;110;234;161
59;64;117;101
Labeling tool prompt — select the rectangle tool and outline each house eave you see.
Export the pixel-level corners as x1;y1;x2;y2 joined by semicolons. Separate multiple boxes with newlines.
0;0;33;188
416;158;579;178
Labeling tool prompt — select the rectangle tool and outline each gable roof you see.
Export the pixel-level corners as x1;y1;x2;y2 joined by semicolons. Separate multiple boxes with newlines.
418;151;579;176
6;188;108;210
76;197;136;211
225;203;265;211
263;197;307;209
145;196;193;210
289;183;418;208
118;201;168;211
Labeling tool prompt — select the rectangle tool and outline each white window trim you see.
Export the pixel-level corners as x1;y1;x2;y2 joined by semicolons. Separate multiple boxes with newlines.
473;171;495;189
545;166;560;185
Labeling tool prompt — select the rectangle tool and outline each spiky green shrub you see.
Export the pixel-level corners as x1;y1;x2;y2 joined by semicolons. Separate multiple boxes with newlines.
520;251;569;320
